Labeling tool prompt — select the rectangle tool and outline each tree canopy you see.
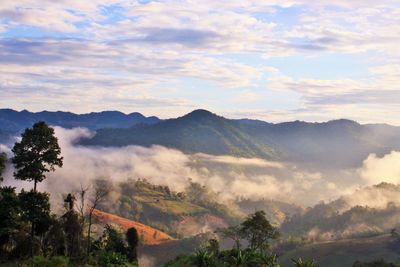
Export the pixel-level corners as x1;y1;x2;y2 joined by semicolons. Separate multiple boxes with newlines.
12;121;63;191
240;210;280;251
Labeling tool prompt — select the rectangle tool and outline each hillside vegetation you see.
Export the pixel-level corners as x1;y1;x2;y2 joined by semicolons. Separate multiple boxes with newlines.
96;178;242;238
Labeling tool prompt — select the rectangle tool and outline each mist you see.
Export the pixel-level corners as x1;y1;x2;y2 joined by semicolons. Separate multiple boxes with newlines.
359;151;400;185
1;127;399;209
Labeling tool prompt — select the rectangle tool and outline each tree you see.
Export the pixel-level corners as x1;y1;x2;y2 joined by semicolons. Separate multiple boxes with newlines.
100;225;126;255
217;225;242;250
126;227;139;262
87;186;108;256
240;211;279;251
0;186;21;257
12;122;62;257
19;189;52;256
0;153;6;183
64;193;76;211
12;121;63;192
62;211;83;258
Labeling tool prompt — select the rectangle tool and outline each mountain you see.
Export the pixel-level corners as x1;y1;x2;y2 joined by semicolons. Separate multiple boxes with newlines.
239;119;400;168
2;108;400;168
82;110;400;168
81;109;278;159
0;109;161;133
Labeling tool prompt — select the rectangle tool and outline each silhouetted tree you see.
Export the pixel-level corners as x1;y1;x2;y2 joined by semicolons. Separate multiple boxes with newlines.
0;186;21;258
64;193;76;211
12;121;63;192
18;189;51;255
126;227;139;262
240;210;279;251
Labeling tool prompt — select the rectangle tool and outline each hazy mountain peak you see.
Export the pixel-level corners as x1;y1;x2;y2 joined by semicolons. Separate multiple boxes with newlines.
327;119;359;126
182;109;218;119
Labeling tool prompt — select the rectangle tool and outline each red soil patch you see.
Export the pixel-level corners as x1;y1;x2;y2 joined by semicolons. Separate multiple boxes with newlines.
91;209;175;245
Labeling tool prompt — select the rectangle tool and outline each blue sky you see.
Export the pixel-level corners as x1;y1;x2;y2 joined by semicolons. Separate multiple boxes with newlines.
0;1;399;124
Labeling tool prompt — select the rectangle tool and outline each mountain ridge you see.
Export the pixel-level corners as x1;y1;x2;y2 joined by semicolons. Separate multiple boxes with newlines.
0;108;161;133
2;108;400;168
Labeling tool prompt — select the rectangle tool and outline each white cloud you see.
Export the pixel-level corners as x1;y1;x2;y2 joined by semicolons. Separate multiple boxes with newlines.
359;151;400;185
0;0;399;122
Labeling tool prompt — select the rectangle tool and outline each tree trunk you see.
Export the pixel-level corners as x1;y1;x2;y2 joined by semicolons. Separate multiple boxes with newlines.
30;179;38;258
86;215;92;256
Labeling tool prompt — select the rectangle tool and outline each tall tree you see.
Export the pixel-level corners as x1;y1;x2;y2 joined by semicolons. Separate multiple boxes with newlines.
12;121;63;192
240;211;279;251
0;153;6;183
12;121;63;257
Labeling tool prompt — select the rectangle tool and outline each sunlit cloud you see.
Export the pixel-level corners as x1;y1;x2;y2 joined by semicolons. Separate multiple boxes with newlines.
0;0;399;123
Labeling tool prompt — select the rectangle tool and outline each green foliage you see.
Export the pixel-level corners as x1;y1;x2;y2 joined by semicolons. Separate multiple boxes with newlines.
193;248;218;267
96;225;127;255
0;187;21;257
165;247;285;267
90;251;136;267
166;212;285;267
42;217;67;257
18;190;51;235
62;210;84;258
12;121;63;188
31;256;69;267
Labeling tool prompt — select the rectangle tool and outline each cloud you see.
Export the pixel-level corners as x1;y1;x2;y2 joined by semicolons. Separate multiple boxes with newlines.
131;28;220;46
1;0;400;123
1;127;348;207
258;64;400;125
359;151;400;185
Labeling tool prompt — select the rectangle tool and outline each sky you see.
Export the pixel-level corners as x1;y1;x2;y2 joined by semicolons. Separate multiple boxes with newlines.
0;1;399;124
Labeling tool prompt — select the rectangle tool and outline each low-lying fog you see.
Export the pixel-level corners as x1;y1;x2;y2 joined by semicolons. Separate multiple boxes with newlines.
1;127;400;209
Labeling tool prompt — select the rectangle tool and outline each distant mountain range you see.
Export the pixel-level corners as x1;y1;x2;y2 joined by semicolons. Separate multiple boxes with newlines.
0;108;160;133
81;109;400;168
81;109;278;159
1;108;400;168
